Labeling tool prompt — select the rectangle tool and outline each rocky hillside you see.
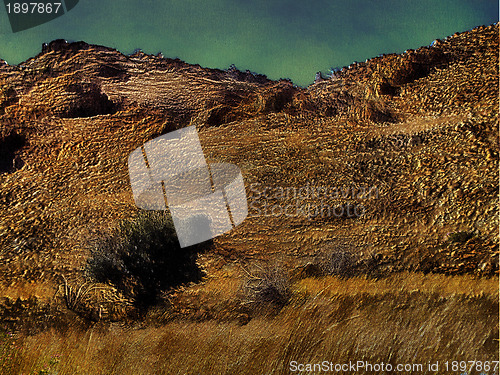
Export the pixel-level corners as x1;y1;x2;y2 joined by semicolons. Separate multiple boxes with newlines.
0;24;498;293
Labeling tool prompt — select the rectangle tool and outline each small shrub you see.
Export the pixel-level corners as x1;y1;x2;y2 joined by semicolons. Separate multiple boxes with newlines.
360;252;383;278
447;231;474;244
243;264;291;310
85;211;211;311
315;242;358;278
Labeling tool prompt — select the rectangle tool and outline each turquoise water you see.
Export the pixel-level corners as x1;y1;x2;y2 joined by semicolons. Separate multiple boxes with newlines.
0;0;497;86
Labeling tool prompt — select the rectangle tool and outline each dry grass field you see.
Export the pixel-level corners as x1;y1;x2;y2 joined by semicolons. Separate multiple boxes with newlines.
0;272;498;375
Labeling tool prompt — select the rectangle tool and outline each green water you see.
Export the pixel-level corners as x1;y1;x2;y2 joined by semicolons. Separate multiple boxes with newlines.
0;0;497;86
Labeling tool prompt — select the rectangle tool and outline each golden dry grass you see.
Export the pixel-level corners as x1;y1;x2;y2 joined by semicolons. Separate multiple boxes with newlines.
1;272;497;375
0;281;56;302
295;271;499;299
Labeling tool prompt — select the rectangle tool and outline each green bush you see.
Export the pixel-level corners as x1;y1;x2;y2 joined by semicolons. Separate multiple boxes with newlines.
85;211;211;311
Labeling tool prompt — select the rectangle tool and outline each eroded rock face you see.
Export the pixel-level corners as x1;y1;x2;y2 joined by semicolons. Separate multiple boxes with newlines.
0;24;497;289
